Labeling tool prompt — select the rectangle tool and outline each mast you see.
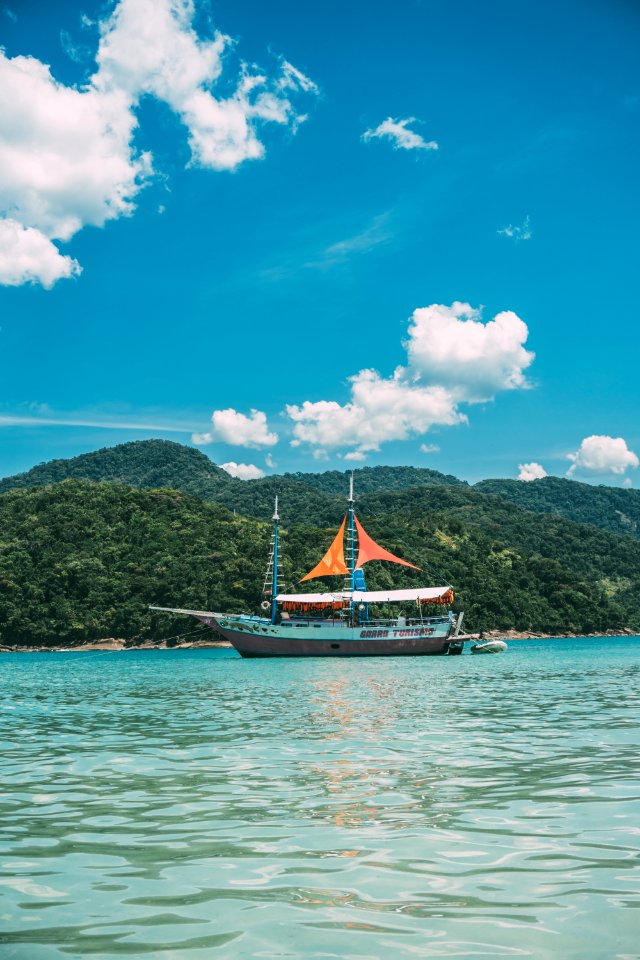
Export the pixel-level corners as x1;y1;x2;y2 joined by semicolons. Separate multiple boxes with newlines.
348;472;355;591
271;496;279;625
346;473;356;622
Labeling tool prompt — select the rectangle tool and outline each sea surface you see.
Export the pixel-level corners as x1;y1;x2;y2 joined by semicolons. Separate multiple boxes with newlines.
0;638;639;960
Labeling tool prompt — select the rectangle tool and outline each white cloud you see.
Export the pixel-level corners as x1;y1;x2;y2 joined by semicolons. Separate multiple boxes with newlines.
362;117;438;152
60;29;93;65
567;435;639;477
498;216;532;241
265;452;276;469
0;412;195;432
0;0;316;287
220;461;265;480
286;301;534;457
310;213;393;267
0;219;81;287
287;368;465;455
193;408;278;448
277;59;319;96
344;450;366;461
420;443;440;454
406;301;534;403
0;51;148;242
518;461;547;481
95;0;315;172
623;478;633;488
263;211;393;278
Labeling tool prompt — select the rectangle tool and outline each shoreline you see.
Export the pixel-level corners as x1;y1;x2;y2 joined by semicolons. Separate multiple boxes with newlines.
1;628;638;653
480;627;639;641
0;638;232;653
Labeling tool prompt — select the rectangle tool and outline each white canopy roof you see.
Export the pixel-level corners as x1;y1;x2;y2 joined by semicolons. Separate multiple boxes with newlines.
276;592;346;604
276;586;451;604
354;587;451;603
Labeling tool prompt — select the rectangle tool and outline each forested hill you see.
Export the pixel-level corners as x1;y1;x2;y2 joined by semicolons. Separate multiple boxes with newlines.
1;439;639;646
358;484;640;598
287;465;466;495
0;440;234;498
3;439;637;536
475;476;640;540
0;441;462;495
0;480;636;648
0;441;468;527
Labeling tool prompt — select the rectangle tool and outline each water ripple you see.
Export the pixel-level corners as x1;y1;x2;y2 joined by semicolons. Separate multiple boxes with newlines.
0;638;639;959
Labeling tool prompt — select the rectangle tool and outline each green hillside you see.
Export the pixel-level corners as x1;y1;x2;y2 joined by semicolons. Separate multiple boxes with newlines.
0;442;466;525
1;441;639;647
475;476;640;540
359;485;640;584
210;475;343;526
0;439;235;498
3;440;636;540
358;484;640;627
0;479;636;648
288;464;466;495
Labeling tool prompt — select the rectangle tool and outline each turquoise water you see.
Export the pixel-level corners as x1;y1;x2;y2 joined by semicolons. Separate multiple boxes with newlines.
0;638;639;960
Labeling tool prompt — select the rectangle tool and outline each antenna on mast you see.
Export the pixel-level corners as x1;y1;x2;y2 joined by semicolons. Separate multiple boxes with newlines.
273;495;279;520
349;472;354;503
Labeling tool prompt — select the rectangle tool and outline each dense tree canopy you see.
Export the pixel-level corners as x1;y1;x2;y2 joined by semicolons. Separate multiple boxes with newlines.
1;441;638;646
476;476;640;540
0;475;636;647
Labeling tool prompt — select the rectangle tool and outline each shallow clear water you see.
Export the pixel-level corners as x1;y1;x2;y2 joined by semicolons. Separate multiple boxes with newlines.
0;638;639;959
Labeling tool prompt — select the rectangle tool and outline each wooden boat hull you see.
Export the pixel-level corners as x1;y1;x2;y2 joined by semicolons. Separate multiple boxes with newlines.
197;614;454;658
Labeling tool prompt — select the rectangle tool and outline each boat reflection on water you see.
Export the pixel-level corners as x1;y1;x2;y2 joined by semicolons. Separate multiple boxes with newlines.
304;671;456;832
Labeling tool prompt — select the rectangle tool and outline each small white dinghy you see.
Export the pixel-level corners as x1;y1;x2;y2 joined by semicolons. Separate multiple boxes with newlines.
471;639;508;654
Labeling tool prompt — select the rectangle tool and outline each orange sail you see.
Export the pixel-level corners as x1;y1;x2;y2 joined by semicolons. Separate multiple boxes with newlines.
355;515;420;571
300;517;349;582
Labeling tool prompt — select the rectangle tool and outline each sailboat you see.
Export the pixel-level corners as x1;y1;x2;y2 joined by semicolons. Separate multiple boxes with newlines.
151;477;467;657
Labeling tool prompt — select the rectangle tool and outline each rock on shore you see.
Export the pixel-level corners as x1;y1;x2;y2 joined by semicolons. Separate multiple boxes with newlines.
481;627;638;640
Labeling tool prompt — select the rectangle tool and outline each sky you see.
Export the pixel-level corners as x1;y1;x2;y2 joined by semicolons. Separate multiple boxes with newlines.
0;0;639;486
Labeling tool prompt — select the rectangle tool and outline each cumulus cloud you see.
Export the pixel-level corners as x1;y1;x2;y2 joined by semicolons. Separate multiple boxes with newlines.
220;461;265;480
193;408;278;448
518;462;547;481
498;216;531;241
287;368;465;455
286;301;534;457
344;450;367;461
420;443;440;454
0;218;81;287
0;0;317;287
96;0;315;171
0;51;148;242
406;301;534;403
362;117;438;152
567;435;639;477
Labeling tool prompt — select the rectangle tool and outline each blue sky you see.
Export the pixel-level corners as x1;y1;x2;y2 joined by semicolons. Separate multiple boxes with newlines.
0;0;639;485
